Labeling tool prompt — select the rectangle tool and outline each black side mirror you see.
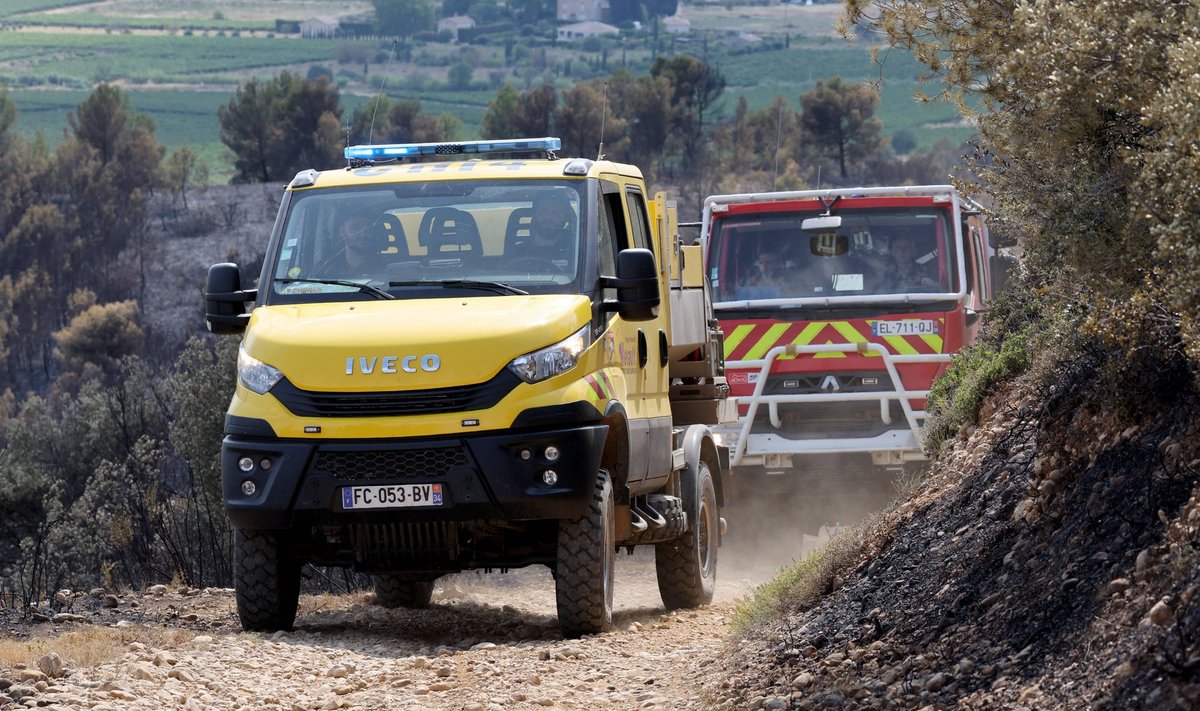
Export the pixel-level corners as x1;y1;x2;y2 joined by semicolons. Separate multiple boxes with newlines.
205;263;257;334
601;248;659;322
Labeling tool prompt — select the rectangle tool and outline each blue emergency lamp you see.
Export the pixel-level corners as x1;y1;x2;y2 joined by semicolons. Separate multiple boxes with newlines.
344;137;561;164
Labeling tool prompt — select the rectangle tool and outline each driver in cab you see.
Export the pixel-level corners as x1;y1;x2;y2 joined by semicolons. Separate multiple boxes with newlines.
512;193;576;263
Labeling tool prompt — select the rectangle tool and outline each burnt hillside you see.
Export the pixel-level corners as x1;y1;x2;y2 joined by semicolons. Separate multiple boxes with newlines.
708;345;1200;709
144;183;282;352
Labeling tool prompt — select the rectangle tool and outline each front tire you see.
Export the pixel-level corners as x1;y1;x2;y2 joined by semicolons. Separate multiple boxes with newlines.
234;529;301;631
373;575;435;609
555;469;615;637
655;458;718;609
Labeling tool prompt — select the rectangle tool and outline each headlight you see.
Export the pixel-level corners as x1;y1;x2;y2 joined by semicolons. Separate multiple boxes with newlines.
238;345;283;395
507;325;591;384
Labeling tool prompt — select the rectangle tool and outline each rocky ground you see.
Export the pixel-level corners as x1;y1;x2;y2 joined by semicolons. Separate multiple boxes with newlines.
0;552;755;710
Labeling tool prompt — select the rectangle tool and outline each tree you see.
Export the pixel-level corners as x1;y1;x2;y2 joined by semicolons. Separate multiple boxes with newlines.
799;77;882;182
843;0;1195;346
347;97;454;145
482;83;522;138
607;70;673;178
219;72;343;183
650;55;725;201
218;77;279;183
448;62;474;90
513;84;557;138
372;0;435;36
269;73;342;175
52;300;145;377
555;81;628;160
164;143;207;211
67;84;128;165
0;90;38;240
509;0;554;24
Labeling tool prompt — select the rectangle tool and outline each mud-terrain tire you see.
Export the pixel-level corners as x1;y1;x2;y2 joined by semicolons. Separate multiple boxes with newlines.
234;529;301;631
373;575;435;609
655;458;718;609
555;469;615;637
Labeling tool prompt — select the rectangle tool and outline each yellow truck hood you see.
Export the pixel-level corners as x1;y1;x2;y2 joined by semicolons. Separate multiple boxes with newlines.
244;295;591;391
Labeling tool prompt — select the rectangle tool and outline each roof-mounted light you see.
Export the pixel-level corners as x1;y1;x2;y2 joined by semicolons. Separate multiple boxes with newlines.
344;137;561;165
290;169;319;188
562;159;592;176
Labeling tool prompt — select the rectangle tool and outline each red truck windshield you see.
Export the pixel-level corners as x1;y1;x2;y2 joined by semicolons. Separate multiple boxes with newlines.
709;206;955;302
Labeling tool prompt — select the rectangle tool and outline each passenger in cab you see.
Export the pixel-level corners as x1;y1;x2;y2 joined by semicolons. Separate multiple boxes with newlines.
883;234;940;292
736;245;789;299
511;192;576;263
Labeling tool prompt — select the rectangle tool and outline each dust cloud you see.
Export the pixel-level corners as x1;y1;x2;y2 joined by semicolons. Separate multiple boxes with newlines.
718;455;905;589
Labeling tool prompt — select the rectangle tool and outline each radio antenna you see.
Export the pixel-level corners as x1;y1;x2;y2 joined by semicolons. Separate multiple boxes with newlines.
369;40;398;145
596;81;608;161
771;100;783;191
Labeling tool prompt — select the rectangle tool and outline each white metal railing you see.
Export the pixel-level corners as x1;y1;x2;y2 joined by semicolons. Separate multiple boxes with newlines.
726;342;950;467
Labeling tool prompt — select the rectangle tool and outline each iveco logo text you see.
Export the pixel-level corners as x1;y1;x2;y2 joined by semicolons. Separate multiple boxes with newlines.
344;355;441;375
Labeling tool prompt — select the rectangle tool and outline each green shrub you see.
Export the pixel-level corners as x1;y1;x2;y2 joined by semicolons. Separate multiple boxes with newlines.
923;330;1029;455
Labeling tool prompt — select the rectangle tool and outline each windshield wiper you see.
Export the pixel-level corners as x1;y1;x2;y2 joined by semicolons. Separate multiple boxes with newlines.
275;277;395;300
388;279;528;296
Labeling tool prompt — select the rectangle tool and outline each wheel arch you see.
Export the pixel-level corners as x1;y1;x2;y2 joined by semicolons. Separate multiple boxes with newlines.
601;400;631;503
681;424;725;509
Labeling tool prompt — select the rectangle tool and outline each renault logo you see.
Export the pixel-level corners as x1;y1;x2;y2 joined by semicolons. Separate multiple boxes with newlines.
819;375;841;392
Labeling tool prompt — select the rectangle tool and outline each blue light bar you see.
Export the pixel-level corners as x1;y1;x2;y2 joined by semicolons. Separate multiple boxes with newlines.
344;137;561;162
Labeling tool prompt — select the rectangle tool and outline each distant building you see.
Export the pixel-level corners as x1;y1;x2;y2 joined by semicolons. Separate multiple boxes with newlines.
557;21;619;41
557;0;609;23
662;15;691;34
437;15;476;41
300;16;339;38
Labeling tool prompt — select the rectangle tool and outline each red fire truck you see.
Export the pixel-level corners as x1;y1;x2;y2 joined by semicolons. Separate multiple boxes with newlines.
700;186;1003;518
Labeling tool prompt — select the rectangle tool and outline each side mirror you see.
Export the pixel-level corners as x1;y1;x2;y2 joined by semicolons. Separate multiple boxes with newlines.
205;262;257;334
602;248;660;322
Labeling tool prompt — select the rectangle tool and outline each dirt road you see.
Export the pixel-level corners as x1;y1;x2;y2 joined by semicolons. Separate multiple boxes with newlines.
4;549;798;711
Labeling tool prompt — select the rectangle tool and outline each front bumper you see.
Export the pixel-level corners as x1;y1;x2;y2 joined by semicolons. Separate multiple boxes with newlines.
222;423;608;530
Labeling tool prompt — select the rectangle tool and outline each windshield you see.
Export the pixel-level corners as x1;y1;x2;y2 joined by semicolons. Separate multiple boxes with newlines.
268;180;585;302
709;206;956;302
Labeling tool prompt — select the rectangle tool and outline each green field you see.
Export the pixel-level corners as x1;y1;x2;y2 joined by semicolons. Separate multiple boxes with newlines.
1;0;371;23
0;33;338;85
1;2;975;182
0;0;84;17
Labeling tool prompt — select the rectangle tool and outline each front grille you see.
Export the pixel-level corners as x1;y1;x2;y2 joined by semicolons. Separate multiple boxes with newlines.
270;369;520;418
350;521;458;567
313;445;470;481
752;401;909;439
762;371;892;394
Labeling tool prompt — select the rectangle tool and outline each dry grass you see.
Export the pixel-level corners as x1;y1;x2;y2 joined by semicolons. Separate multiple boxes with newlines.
0;625;195;673
299;589;373;616
728;523;867;634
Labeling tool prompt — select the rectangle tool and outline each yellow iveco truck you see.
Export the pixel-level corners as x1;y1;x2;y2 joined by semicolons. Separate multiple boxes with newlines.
204;137;730;637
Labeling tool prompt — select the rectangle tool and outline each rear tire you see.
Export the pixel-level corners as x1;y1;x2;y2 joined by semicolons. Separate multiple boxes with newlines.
234;529;301;632
373;575;435;609
555;469;615;637
656;459;718;609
